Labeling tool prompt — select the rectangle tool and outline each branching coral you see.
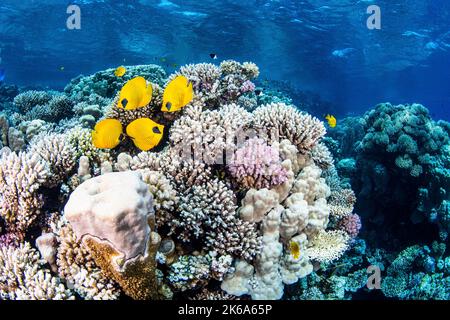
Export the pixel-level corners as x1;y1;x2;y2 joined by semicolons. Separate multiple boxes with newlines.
253;103;326;154
54;222;120;300
0;150;49;236
169;103;251;164
0;61;359;301
28;133;77;187
139;169;178;229
310;142;334;170
328;188;356;219
0;242;74;300
176;178;261;261
228;137;288;189
13;90;53;113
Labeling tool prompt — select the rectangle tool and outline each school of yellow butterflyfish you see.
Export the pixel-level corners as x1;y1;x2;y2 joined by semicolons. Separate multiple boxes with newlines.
91;73;194;151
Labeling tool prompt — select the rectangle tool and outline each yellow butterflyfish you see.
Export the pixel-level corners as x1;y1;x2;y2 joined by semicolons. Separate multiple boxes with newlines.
325;114;337;128
161;75;194;112
126;118;164;151
118;76;153;110
91;119;123;149
114;66;127;77
289;241;300;260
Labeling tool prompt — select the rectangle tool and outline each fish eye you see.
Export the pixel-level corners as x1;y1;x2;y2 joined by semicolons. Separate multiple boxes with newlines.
121;98;128;108
152;126;161;134
166;102;172;111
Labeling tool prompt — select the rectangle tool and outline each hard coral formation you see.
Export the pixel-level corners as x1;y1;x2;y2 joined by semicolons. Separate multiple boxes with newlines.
228;137;289;189
253;103;326;154
330;103;450;240
64;171;160;299
0;61;358;301
0;150;49;236
0;242;73;300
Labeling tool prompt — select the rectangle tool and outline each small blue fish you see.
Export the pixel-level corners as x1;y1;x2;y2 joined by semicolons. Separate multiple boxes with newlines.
0;69;5;82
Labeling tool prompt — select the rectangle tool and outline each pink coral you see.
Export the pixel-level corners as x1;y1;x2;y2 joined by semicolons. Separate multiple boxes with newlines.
240;80;256;93
338;213;362;238
0;233;21;248
228;138;288;189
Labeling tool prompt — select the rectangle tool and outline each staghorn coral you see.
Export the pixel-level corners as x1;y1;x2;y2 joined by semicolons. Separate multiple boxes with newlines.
253;103;326;154
0;242;74;300
228;137;289;189
0;150;49;235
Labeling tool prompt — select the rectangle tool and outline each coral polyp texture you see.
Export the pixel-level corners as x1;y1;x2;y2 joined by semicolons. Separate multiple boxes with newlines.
0;61;369;300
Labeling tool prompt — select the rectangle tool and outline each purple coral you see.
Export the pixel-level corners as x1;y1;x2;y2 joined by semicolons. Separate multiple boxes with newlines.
338;213;362;238
0;233;21;248
240;80;256;93
228;137;288;189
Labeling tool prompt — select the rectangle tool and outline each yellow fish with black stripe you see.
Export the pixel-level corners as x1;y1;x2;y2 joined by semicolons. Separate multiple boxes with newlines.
126;118;165;151
161;75;194;112
117;76;153;110
91;119;123;149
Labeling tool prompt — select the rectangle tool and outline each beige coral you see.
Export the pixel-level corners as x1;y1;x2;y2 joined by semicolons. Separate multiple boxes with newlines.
28;133;77;187
306;229;351;263
0;242;74;300
54;222;120;300
0;150;49;235
253;103;326;154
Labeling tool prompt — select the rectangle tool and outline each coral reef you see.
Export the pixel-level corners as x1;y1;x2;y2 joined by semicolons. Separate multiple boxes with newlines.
0;62;362;301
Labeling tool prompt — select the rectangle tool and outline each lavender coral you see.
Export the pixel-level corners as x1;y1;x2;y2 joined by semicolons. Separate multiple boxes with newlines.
228;137;288;189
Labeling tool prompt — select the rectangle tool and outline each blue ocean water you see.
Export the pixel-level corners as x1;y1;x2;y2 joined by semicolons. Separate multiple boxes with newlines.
1;0;449;120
